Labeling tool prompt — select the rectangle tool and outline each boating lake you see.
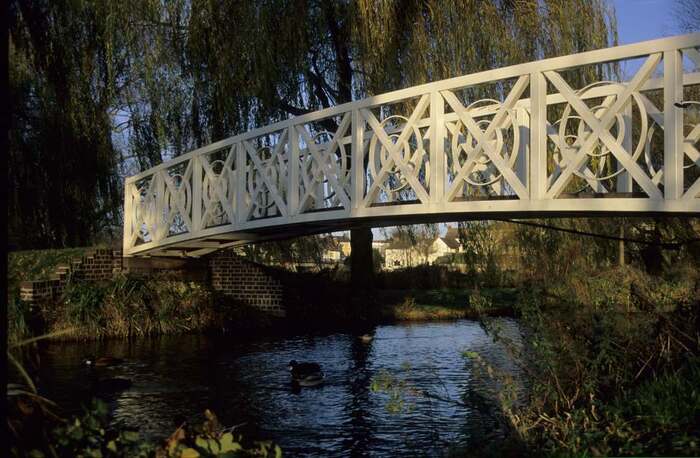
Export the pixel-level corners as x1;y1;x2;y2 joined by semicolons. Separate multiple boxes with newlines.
36;318;526;457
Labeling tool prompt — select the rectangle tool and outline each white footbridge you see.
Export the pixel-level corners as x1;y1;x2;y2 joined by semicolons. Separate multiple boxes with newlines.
124;34;700;257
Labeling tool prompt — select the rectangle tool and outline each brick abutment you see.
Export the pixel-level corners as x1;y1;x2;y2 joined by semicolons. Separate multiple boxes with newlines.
19;249;285;316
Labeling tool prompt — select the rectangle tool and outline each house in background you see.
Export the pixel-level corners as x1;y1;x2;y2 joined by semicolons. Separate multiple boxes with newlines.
336;234;351;258
372;239;389;256
322;233;390;264
384;227;462;270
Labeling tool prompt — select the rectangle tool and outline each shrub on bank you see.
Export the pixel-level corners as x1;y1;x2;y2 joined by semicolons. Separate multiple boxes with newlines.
471;265;700;456
45;273;219;339
8;272;274;341
9;391;282;457
8;247;94;344
7;330;282;457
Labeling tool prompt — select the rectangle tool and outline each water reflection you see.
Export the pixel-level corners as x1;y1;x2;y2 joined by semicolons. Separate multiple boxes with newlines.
37;319;525;457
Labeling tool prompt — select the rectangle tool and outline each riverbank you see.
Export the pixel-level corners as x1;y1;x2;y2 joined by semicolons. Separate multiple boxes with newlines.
8;248;518;343
9;248;700;455
464;265;700;457
374;288;517;321
9;279;517;343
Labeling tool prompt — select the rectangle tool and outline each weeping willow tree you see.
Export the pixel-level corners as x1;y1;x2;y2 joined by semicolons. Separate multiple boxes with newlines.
118;0;616;288
9;0;617;286
9;1;126;248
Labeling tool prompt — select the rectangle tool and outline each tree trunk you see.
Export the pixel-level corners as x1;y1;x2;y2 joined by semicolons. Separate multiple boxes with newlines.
618;224;625;267
351;227;374;290
322;3;375;290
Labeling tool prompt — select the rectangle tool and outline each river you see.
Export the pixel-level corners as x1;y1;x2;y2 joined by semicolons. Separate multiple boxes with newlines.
36;318;526;457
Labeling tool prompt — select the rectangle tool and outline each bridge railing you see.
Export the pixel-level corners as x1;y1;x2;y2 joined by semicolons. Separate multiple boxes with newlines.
124;33;700;256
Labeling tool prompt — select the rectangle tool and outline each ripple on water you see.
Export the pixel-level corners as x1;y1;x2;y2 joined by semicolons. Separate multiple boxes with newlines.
36;318;526;457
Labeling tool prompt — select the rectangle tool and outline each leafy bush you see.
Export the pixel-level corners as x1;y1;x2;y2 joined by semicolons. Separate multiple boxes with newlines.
8;247;91;298
24;273;222;340
12;399;282;457
470;265;700;456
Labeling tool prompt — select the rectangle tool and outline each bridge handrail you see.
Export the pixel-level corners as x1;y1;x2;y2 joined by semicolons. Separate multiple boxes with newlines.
125;33;700;184
123;33;700;257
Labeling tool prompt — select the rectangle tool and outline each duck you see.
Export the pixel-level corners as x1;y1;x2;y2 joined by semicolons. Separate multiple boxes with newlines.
288;360;324;387
84;355;124;367
359;334;373;343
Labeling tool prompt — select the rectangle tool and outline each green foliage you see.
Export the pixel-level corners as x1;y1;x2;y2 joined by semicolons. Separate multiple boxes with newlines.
7;247;91;296
10;1;123;248
11;272;222;341
472;265;700;456
13;400;283;458
10;0;615;249
370;369;417;414
378;265;472;289
162;409;282;458
40;400;153;458
7;248;95;342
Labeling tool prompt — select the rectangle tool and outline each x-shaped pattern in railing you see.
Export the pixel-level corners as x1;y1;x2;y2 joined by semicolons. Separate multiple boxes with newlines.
201;146;237;228
243;131;289;220
442;76;530;201
296;112;352;212
544;53;664;199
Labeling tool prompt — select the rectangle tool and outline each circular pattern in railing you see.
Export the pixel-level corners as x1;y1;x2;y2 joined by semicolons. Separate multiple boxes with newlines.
166;173;191;216
203;159;230;224
300;130;350;207
247;145;286;218
369;115;429;195
133;181;157;242
681;101;700;172
451;99;520;188
165;173;192;235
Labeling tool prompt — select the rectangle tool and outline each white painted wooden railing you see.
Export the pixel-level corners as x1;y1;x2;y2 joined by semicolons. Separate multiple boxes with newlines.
124;33;700;257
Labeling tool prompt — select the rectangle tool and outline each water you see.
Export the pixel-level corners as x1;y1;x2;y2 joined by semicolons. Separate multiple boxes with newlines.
35;319;525;457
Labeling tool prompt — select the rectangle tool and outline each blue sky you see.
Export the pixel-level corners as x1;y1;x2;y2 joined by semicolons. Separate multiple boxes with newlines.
613;0;680;44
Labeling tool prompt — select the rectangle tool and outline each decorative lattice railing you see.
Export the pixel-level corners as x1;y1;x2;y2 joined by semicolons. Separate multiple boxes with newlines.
124;33;700;257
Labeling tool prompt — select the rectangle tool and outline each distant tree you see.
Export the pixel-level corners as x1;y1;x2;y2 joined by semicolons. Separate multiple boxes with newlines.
388;224;439;265
239;234;335;270
673;0;700;33
457;221;500;278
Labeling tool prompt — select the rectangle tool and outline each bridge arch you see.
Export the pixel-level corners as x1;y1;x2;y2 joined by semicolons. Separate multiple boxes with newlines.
123;33;700;258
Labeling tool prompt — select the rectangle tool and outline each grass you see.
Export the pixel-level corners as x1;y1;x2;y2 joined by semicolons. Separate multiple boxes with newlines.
8;247;99;344
7;249;270;342
374;287;518;321
8;247;93;298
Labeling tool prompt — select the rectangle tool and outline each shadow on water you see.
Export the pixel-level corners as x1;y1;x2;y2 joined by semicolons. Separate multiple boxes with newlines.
342;331;374;457
35;319;525;457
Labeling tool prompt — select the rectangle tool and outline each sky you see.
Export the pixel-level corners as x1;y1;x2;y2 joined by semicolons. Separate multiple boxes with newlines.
613;0;679;44
366;0;689;240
